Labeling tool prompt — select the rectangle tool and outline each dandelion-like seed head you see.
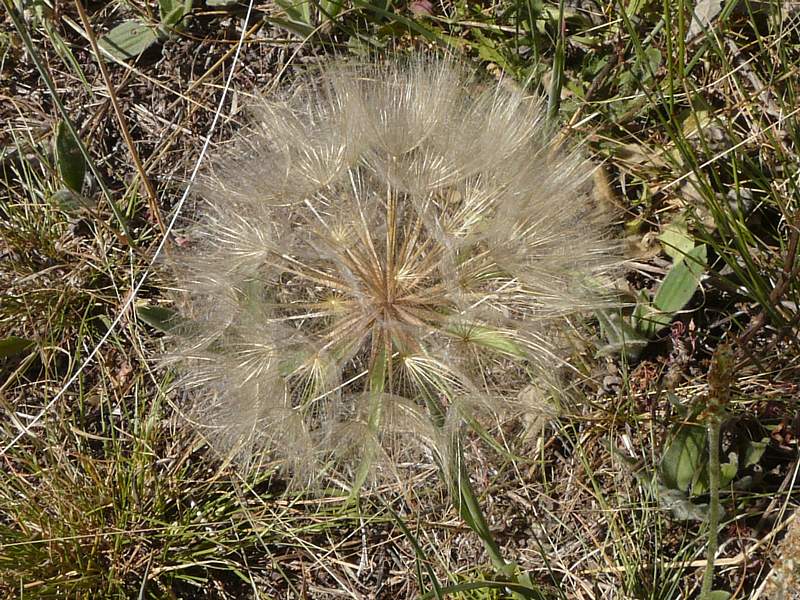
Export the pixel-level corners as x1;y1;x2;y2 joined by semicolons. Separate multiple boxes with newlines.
168;56;620;485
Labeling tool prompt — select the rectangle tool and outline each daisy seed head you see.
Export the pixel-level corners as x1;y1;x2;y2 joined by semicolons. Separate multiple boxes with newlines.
167;55;620;484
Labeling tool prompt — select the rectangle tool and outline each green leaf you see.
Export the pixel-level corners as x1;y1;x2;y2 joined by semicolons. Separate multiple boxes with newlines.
649;244;707;331
54;120;86;193
656;485;709;521
659;215;695;261
693;451;737;496
744;438;768;467
595;309;650;360
705;592;731;600
349;349;387;499
276;0;312;25
319;0;345;19
631;289;654;335
265;15;316;37
50;188;96;212
159;0;178;19
613;446;708;522
98;20;160;61
137;304;182;333
720;452;738;486
47;26;91;89
0;337;35;359
159;0;191;29
470;30;512;75
368;348;387;393
382;502;445;600
351;0;443;44
660;424;707;492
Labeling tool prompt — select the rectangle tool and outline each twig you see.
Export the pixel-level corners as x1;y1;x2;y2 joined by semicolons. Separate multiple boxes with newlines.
74;0;166;236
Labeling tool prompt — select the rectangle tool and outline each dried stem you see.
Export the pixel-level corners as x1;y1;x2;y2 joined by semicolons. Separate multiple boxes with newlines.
75;0;166;235
700;344;734;597
701;418;721;598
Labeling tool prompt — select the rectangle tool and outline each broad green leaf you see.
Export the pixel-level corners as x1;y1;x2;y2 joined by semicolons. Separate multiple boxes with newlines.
137;304;182;333
158;0;179;19
159;0;192;29
471;30;514;75
0;337;35;359
659;216;695;261
693;451;737;496
744;438;768;467
613;446;708;522
55;120;85;193
649;244;707;330
705;592;731;600
595;309;650;360
656;485;709;521
660;424;707;492
206;0;237;5
99;20;160;61
619;46;661;87
720;452;738;485
50;188;97;212
276;0;312;25
265;15;316;37
160;6;186;28
320;0;345;19
630;289;654;335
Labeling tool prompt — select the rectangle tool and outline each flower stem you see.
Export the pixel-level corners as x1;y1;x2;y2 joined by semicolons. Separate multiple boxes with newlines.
701;344;734;598
700;418;721;598
420;390;541;598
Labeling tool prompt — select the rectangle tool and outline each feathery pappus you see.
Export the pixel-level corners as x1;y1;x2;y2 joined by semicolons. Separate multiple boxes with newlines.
165;55;621;485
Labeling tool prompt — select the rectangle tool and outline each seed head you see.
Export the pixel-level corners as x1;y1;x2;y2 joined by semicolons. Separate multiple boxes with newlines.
166;56;620;484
